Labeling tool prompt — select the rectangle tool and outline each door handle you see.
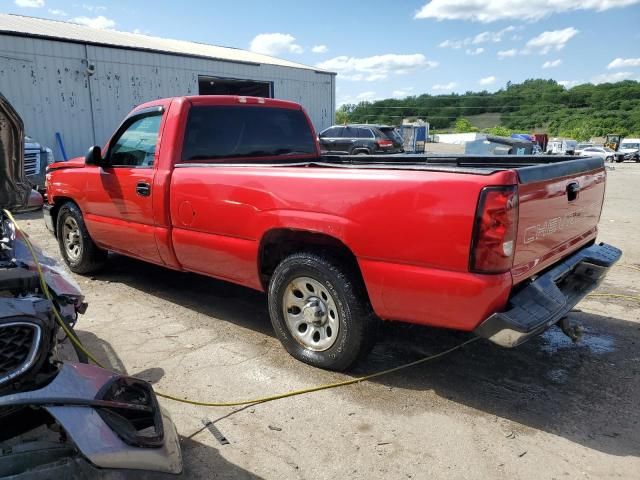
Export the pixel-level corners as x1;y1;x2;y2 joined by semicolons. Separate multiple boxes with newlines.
136;181;151;197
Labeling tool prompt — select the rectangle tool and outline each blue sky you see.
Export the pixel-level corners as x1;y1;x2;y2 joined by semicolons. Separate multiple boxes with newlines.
4;0;640;105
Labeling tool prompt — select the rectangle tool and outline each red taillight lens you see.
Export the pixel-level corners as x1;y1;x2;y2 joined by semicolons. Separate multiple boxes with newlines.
377;139;394;148
470;186;519;274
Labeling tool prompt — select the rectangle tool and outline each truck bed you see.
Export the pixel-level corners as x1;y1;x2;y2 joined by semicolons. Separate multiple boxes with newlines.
180;154;602;182
316;154;601;182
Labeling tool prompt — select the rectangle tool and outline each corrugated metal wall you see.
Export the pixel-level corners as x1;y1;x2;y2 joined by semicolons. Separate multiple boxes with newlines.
0;34;335;158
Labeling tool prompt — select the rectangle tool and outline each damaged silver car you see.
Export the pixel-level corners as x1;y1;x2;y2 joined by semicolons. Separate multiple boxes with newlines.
0;93;183;477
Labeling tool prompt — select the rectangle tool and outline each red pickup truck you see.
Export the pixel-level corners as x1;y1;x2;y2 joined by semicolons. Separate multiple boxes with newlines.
44;95;621;370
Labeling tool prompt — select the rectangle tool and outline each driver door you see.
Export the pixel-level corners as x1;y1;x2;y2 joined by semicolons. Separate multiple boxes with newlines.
84;108;164;264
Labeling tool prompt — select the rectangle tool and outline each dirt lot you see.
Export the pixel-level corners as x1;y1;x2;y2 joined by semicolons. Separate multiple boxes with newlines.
16;162;640;479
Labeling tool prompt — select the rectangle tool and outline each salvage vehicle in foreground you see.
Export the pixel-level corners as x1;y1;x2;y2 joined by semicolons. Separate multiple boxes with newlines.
44;95;621;370
0;93;182;477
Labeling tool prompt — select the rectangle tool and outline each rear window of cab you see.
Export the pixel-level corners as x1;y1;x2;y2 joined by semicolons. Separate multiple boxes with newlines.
181;105;317;162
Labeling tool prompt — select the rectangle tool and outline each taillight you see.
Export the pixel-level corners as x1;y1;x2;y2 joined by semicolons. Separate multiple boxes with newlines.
376;139;394;148
469;185;519;274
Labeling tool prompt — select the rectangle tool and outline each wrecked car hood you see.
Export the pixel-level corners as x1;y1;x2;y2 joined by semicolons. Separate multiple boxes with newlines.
0;93;30;209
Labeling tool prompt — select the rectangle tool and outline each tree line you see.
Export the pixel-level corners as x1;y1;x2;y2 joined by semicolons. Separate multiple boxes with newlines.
336;79;640;140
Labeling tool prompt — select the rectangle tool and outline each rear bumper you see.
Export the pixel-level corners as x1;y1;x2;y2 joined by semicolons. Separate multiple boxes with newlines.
474;242;622;347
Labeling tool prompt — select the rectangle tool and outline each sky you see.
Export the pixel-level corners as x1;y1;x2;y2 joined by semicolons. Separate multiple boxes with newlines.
3;0;640;105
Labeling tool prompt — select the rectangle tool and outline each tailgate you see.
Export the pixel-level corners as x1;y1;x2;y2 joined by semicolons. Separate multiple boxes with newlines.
511;157;606;283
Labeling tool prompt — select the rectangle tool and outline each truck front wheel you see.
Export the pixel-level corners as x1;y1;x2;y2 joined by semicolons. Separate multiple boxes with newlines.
268;252;376;371
56;202;107;274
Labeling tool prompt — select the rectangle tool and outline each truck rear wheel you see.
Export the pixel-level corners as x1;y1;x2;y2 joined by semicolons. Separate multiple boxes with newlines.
56;202;107;274
268;252;376;371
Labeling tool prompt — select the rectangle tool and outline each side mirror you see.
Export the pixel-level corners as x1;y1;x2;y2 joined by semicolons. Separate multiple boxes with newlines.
85;145;103;166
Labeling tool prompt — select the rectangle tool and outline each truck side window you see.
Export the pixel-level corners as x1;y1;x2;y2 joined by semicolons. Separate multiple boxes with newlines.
108;114;162;167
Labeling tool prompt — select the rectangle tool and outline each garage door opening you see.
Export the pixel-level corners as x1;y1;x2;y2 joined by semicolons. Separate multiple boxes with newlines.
198;76;272;98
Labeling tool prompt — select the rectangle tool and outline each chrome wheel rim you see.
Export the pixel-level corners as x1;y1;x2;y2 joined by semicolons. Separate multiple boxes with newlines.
62;217;82;261
282;277;339;351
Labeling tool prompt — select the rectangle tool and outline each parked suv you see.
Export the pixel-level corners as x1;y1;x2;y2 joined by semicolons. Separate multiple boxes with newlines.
318;124;404;155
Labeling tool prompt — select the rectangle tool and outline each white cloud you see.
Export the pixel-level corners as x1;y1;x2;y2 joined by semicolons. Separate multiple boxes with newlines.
82;4;107;12
525;27;578;54
542;59;562;68
438;39;465;49
317;54;438;82
249;33;303;56
71;15;115;29
311;44;328;54
466;47;484;55
607;57;640;69
497;48;517;58
48;8;67;15
414;0;640;22
432;82;458;91
356;91;377;101
337;91;380;105
439;26;517;49
591;71;638;84
472;26;516;44
14;0;44;7
558;80;581;88
479;75;497;85
392;87;415;98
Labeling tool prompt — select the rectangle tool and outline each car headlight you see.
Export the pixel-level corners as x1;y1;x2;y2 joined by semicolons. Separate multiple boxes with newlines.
44;147;55;165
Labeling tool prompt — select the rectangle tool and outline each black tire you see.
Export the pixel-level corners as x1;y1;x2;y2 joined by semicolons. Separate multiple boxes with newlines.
56;202;107;274
606;156;613;163
268;252;377;371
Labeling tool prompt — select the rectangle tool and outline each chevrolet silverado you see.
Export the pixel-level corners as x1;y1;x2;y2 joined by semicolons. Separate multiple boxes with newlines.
43;95;621;370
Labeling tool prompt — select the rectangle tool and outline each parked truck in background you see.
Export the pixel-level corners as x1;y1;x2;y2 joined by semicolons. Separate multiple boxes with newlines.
24;136;55;192
618;138;640;162
547;138;577;155
43;95;621;370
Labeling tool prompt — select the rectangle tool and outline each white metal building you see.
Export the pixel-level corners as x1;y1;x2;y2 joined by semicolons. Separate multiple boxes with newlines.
0;14;335;158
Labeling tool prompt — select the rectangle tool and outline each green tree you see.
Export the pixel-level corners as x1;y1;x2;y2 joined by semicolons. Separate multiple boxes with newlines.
344;79;640;138
487;125;513;136
454;118;478;133
335;104;354;125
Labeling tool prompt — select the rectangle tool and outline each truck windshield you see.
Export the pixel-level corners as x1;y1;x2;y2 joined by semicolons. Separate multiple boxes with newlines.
182;105;317;162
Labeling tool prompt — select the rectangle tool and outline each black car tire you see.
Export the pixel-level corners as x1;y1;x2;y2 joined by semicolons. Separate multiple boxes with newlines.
56;202;107;274
268;252;377;371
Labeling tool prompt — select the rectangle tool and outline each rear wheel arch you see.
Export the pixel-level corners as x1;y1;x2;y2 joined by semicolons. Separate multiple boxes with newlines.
257;228;368;296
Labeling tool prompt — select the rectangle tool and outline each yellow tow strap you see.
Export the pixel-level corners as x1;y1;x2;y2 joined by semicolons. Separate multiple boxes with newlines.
4;209;639;407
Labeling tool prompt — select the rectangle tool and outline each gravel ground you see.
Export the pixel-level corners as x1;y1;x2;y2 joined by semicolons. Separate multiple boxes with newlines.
15;161;640;480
